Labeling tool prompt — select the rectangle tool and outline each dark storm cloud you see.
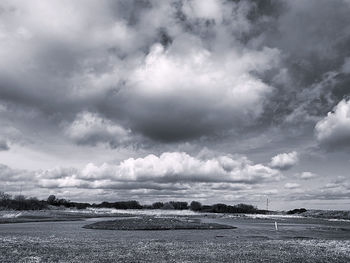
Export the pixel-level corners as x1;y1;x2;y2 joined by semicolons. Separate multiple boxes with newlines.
0;0;349;146
260;0;350;125
0;0;283;144
0;0;348;146
0;140;9;151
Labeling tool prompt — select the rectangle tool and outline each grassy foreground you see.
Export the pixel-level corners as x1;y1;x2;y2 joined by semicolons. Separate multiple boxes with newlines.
0;236;349;263
1;210;349;262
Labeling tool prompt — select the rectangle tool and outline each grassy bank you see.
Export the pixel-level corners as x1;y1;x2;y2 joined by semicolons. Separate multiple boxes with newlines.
83;217;236;230
1;236;349;263
301;210;350;220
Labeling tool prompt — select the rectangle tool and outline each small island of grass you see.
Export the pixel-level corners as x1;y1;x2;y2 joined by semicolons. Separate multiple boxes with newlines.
83;217;236;231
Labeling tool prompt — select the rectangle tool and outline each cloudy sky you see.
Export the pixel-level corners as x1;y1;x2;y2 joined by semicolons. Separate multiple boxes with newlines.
1;0;350;210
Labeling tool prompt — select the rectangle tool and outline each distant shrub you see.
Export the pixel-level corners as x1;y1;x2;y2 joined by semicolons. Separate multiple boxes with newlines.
94;200;142;210
0;192;47;210
190;201;202;211
169;201;188;210
162;202;175;210
287;208;307;214
151;202;164;209
0;190;264;214
212;203;228;213
200;205;214;212
190;203;259;214
47;195;57;205
233;203;257;214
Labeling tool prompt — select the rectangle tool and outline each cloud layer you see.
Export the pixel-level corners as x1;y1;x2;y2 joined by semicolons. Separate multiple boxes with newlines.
0;0;284;144
36;152;281;189
1;0;349;146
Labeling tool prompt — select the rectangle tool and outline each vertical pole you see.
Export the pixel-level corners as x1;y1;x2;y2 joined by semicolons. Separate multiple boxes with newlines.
266;197;269;211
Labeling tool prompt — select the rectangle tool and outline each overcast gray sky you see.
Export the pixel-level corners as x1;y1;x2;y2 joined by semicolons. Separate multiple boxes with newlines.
0;0;350;210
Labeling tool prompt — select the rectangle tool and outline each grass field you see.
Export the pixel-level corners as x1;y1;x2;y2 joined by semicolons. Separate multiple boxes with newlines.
1;233;349;263
0;209;349;262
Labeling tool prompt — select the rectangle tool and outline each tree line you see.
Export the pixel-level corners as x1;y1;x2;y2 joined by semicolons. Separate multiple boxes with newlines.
0;191;268;214
0;192;47;210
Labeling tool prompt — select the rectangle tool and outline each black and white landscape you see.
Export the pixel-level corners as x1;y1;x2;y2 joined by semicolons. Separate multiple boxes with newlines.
0;0;350;262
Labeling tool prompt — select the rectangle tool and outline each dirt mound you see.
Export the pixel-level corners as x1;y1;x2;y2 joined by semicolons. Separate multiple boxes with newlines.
83;217;236;230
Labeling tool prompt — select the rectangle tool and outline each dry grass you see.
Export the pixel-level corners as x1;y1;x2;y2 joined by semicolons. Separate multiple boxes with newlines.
0;235;349;263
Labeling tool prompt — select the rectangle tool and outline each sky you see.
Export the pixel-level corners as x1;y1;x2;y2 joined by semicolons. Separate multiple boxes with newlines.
0;0;350;210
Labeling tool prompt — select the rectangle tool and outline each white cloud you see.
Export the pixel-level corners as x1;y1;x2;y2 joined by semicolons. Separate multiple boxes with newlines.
182;0;223;21
131;43;278;111
64;111;131;148
315;99;350;149
36;152;281;189
124;41;280;140
269;151;298;170
297;172;318;180
284;182;300;189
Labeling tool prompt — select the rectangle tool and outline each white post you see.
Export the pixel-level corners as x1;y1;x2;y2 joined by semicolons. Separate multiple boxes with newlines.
275;221;278;231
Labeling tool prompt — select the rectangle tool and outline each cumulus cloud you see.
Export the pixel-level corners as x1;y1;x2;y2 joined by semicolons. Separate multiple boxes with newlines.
269;151;298;170
315;99;350;149
0;0;284;143
35;152;281;190
296;172;318;180
182;0;223;21
1;0;349;146
123;42;279;141
64;111;131;148
284;182;300;189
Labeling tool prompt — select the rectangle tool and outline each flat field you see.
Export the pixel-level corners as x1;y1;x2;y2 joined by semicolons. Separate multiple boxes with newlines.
0;210;349;262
